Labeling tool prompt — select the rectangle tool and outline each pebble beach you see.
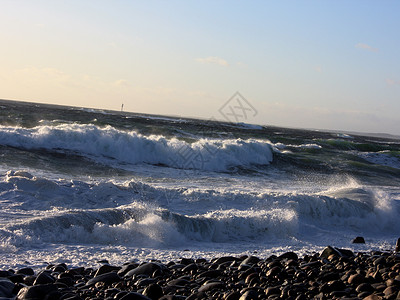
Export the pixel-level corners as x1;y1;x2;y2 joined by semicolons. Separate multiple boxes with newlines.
1;246;400;300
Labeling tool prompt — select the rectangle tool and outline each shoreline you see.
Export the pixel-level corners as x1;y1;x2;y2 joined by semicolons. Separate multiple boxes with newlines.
1;246;399;299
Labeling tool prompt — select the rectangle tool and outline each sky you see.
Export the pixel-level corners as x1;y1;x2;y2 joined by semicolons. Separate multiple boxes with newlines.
1;1;400;135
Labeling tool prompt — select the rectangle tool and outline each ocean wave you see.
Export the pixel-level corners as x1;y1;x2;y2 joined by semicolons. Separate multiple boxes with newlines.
0;124;273;172
1;172;399;249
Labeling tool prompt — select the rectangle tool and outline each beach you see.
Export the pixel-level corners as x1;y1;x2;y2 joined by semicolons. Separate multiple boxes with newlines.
2;246;400;299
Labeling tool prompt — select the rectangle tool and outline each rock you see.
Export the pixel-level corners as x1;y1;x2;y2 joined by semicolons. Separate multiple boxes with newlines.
182;263;198;273
352;236;366;244
279;252;298;261
320;246;354;259
240;256;260;266
94;265;121;277
16;283;58;300
348;273;366;285
224;291;241;300
142;283;163;300
356;283;375;293
383;286;399;297
197;269;221;279
0;278;15;298
198;281;225;292
0;270;14;277
117;263;139;277
16;268;34;276
167;278;191;286
86;271;121;286
396;238;400;252
120;292;152;300
179;258;195;265
362;294;383;300
125;262;165;277
265;286;280;297
213;256;238;265
33;271;55;285
239;290;258;300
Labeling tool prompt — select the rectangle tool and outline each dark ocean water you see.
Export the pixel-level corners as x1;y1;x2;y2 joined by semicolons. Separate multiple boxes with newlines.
0;99;399;268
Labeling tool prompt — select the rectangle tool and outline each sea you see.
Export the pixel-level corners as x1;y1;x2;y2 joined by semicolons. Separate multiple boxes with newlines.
0;98;399;270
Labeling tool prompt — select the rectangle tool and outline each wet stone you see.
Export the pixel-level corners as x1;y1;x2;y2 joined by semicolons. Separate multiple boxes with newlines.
86;272;121;286
16;268;35;276
0;278;15;298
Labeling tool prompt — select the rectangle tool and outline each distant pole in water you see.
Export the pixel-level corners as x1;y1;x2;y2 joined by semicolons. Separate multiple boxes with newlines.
121;103;124;112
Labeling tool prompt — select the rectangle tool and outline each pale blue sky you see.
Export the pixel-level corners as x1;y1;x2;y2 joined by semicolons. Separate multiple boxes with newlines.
1;1;400;134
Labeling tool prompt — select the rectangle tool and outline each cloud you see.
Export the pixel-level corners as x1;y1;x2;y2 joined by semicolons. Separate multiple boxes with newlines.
355;43;379;52
195;56;229;67
386;78;400;86
314;65;322;73
113;79;130;87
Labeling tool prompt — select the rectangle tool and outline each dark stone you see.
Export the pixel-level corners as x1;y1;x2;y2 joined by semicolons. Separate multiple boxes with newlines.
186;292;207;300
23;275;36;286
117;263;139;277
52;264;68;273
239;290;258;300
355;282;375;293
16;268;35;276
0;278;15;298
68;267;84;275
120;292;151;300
224;291;241;300
94;265;121;277
240;256;260;266
179;258;195;265
167;278;191;286
352;236;366;244
265;286;280;297
125;263;165;277
198;281;225;292
33;271;56;285
136;278;156;288
142;283;163;300
16;284;58;300
320;280;346;293
396;238;400;252
320;246;354;259
181;263;197;273
62;296;83;300
279;252;298;261
0;270;14;277
213;256;239;265
197;269;221;279
159;296;186;300
383;286;399;297
8;274;24;283
266;266;281;277
348;273;365;285
56;277;75;286
319;271;340;282
86;272;121;286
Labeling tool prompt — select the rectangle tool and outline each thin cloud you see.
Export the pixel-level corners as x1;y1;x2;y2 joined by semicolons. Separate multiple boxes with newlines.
386;78;400;86
314;65;322;73
196;56;229;67
113;79;130;87
355;43;379;53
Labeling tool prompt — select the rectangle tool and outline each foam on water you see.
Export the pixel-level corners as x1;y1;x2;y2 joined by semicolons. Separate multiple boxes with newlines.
0;124;273;172
1;170;399;258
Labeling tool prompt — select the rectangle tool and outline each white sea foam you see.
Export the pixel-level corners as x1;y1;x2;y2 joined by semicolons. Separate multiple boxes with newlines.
0;124;273;172
1;171;399;254
357;151;400;169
